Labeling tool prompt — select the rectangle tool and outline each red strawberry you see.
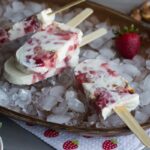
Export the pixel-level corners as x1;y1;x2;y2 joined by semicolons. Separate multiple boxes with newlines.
102;139;117;150
44;129;59;138
115;24;141;59
63;140;79;150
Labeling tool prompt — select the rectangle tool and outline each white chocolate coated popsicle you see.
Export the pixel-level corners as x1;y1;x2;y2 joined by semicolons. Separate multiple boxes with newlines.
74;59;139;119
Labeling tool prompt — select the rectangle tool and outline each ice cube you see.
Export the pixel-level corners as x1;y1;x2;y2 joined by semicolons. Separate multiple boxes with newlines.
89;15;99;25
11;12;25;23
146;60;150;70
8;87;18;95
0;89;9;107
140;91;150;106
26;2;43;13
104;40;114;49
65;90;77;100
1;82;10;92
67;98;85;113
135;111;149;123
55;14;64;23
23;9;33;17
41;87;50;96
123;59;134;65
134;69;148;83
89;38;104;50
14;89;32;108
50;86;65;97
12;1;25;13
121;63;141;77
96;55;108;61
95;22;108;29
30;86;36;92
82;49;99;59
83;20;94;30
112;58;120;64
58;69;74;87
84;28;93;35
103;30;114;40
47;77;57;86
99;47;116;59
133;55;145;69
140;104;150;116
107;114;125;127
143;74;150;90
24;104;37;116
4;5;14;19
47;114;72;124
78;23;86;32
52;101;68;115
18;89;31;101
39;95;58;111
63;12;75;23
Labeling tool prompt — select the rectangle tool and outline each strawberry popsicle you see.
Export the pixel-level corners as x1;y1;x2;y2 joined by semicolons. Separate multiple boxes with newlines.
74;59;139;120
15;22;83;74
0;8;55;44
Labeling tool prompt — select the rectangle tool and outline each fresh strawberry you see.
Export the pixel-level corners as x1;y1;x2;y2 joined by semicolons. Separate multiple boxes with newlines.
44;129;59;138
102;139;117;150
114;24;141;59
63;140;78;150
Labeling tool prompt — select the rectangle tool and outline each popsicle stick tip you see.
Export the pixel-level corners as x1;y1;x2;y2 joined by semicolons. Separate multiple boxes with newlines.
84;8;94;13
67;8;93;27
48;0;86;15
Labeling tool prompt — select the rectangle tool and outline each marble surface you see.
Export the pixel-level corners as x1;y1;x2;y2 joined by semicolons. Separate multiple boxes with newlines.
0;1;149;150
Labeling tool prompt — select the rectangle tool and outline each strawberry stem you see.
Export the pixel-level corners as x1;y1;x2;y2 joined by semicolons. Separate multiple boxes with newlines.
114;24;139;37
72;140;79;145
111;139;117;144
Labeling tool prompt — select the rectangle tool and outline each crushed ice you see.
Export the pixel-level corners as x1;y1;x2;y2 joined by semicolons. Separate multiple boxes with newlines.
0;0;150;127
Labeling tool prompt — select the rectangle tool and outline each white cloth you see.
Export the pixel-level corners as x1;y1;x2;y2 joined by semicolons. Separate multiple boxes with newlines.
0;137;3;150
14;120;150;150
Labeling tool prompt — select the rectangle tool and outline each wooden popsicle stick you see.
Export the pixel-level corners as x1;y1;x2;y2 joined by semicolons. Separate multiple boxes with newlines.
48;0;86;15
80;28;107;47
114;106;150;148
67;8;93;27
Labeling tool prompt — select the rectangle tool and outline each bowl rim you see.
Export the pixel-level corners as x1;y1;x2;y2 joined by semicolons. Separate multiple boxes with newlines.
0;0;150;136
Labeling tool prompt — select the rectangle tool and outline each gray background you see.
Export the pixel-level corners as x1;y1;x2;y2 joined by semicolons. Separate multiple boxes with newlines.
0;0;149;150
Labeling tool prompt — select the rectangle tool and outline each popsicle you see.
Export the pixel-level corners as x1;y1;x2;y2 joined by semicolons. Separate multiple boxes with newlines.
15;21;83;74
4;48;80;85
0;0;85;44
74;59;139;119
74;59;150;147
